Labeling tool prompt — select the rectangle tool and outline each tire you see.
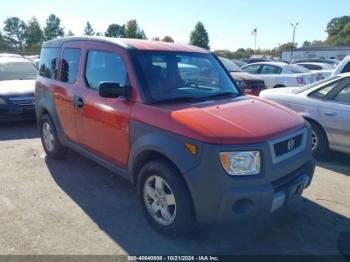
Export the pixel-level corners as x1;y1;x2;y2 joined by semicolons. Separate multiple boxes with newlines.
308;120;328;158
39;114;67;159
137;160;195;237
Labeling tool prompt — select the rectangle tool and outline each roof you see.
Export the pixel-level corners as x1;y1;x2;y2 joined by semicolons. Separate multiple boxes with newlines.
42;36;208;53
283;46;350;52
247;61;288;67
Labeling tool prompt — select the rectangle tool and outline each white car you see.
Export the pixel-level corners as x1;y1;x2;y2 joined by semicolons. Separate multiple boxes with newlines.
296;62;334;79
260;74;350;156
241;62;320;89
331;55;350;77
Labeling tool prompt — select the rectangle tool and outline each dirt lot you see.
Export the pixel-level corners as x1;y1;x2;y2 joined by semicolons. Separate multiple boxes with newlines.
0;122;349;256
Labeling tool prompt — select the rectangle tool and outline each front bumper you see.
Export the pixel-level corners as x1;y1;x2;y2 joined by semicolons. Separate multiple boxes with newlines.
183;126;315;224
0;104;36;121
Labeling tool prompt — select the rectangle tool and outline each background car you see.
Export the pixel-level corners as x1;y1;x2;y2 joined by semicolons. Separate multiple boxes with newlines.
331;56;350;77
0;57;38;121
296;62;334;79
293;58;340;67
0;53;23;58
219;57;266;95
260;75;350;156
242;62;320;89
231;59;247;68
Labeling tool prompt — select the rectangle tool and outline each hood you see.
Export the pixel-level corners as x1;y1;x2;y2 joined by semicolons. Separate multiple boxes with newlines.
0;80;35;96
230;72;264;81
133;96;305;144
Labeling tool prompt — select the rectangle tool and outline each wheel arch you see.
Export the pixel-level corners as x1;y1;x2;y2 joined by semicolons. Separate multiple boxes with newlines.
302;115;329;146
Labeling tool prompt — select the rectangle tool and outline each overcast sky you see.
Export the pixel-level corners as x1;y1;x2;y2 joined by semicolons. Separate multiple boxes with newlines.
0;0;348;50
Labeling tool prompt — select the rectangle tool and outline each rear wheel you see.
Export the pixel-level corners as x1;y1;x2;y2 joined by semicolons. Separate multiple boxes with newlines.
138;160;195;237
308;121;328;158
40;114;67;158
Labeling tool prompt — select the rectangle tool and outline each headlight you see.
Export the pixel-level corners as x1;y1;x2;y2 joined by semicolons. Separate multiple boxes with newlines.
220;151;260;176
235;80;247;88
0;97;7;105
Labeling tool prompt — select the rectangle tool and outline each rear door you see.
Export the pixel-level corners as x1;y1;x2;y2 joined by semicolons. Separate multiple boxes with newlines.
259;65;282;88
54;41;82;142
74;42;134;168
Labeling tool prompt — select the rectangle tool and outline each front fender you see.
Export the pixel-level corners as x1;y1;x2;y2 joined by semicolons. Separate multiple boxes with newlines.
128;120;203;182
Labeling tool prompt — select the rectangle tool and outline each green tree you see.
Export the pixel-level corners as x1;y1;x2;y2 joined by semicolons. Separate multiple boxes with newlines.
125;19;146;39
162;35;174;42
302;40;311;47
95;32;103;36
84;21;95;36
24;17;43;47
66;30;74;36
44;14;64;40
189;21;209;49
3;17;27;51
326;15;350;46
105;24;125;37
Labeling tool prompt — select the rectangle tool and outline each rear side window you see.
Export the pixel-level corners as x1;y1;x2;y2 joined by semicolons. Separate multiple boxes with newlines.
300;64;321;70
60;48;81;84
39;48;59;79
85;50;128;90
332;84;350;105
341;62;350;74
242;64;261;74
260;65;282;74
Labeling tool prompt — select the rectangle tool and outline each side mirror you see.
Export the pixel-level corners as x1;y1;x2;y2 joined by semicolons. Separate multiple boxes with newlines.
98;82;130;98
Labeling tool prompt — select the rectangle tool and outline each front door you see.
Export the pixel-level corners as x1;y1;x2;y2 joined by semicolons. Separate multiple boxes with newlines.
74;42;134;168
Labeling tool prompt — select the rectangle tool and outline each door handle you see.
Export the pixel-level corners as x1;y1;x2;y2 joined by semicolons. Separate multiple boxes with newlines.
324;111;337;117
77;97;84;108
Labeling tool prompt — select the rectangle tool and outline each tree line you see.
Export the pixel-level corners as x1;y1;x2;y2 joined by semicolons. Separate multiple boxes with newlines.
0;14;210;55
0;13;348;58
214;15;350;59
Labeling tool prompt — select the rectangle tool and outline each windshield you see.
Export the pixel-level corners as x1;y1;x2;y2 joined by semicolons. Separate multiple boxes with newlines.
295;76;342;93
219;57;242;72
136;52;240;103
287;64;310;74
0;61;38;81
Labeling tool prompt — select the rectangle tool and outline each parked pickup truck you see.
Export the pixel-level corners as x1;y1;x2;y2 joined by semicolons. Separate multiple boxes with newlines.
35;37;315;237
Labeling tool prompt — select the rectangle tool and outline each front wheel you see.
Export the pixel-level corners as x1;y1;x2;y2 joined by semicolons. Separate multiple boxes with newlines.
138;160;195;237
309;121;328;158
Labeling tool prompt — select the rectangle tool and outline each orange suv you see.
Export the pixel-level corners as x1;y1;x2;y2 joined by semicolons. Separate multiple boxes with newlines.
35;37;315;236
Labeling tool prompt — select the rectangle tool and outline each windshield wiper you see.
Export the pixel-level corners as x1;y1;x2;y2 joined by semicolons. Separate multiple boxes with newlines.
206;91;240;99
153;96;206;104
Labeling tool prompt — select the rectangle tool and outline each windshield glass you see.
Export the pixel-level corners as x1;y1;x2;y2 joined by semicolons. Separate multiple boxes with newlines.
136;52;240;103
295;76;342;93
287;64;310;74
219;57;242;72
0;61;38;81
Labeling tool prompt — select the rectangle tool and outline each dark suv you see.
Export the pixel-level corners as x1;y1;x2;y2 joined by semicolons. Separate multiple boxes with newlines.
35;37;315;236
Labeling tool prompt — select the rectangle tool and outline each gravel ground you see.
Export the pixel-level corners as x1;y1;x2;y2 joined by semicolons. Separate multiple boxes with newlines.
0;122;349;257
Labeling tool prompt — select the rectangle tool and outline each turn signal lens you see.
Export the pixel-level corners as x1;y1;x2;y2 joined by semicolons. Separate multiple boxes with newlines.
185;143;197;155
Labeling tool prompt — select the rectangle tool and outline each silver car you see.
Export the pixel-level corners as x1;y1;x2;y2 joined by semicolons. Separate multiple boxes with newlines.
260;74;350;156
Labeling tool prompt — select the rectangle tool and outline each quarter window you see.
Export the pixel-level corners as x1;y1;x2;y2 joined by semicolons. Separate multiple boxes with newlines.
85;50;128;90
39;48;59;79
60;48;81;84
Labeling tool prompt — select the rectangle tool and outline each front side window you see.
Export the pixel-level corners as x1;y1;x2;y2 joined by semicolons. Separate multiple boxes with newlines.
286;64;309;74
0;61;38;81
333;84;350;105
260;65;282;74
39;48;59;79
85;50;128;90
60;48;81;84
135;52;239;103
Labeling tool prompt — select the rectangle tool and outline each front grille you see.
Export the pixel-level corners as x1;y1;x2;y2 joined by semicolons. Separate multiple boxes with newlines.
8;96;35;106
274;134;303;157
